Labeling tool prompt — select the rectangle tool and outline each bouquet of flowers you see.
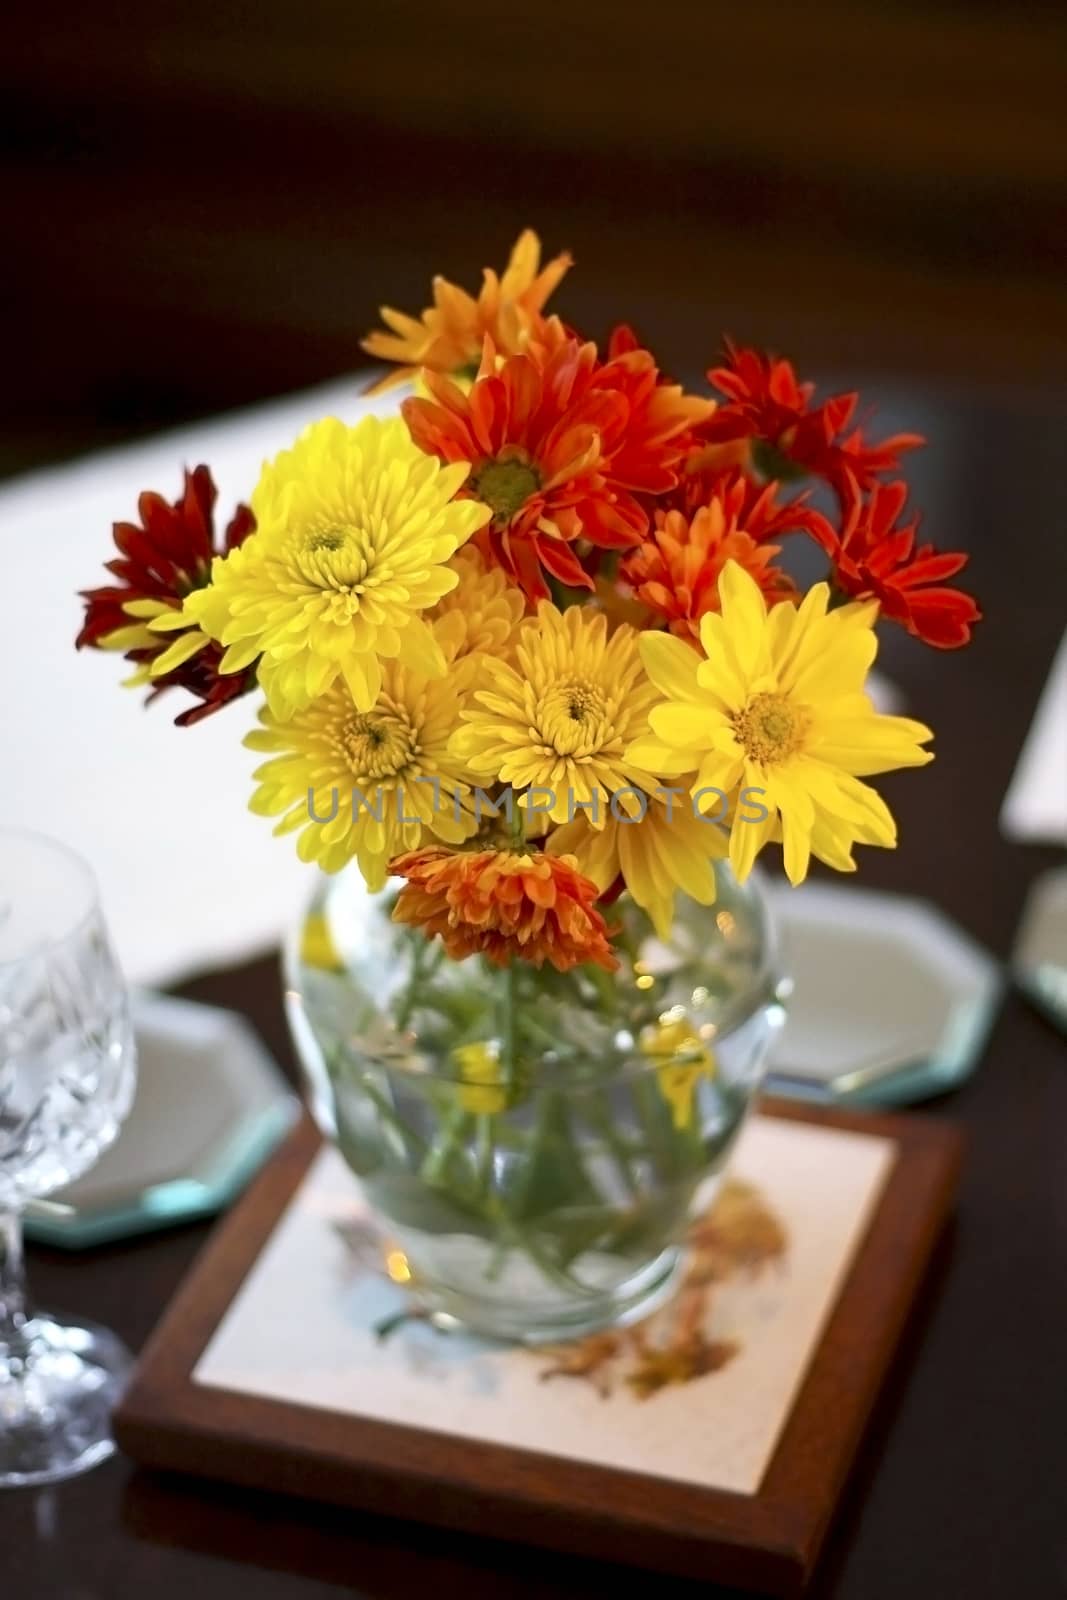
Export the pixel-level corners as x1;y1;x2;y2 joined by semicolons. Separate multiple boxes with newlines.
76;230;979;1338
77;227;977;938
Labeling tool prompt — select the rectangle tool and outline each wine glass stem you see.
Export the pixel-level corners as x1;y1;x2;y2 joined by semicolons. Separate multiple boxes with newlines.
0;1211;29;1342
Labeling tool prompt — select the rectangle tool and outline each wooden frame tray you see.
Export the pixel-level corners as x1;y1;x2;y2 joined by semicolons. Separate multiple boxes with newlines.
116;1099;963;1596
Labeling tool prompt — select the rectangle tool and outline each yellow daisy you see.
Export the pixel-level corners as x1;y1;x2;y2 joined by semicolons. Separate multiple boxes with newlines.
627;561;934;886
451;602;659;826
361;228;572;390
245;625;478;889
153;416;490;719
548;791;724;940
429;546;526;669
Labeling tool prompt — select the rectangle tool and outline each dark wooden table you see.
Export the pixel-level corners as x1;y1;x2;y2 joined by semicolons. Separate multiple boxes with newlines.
5;379;1067;1598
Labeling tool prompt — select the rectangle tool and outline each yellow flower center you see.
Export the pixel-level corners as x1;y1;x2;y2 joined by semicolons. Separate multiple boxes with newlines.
336;704;418;780
292;525;371;592
733;692;809;766
538;678;611;754
473;457;540;525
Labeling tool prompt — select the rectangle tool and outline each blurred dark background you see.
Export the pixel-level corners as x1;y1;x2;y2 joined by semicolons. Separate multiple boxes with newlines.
3;1;1067;481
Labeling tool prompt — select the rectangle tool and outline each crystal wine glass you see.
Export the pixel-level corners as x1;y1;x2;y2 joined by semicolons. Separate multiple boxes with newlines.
0;828;137;1485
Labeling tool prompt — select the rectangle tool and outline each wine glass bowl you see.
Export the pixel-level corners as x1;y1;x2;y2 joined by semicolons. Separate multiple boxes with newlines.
0;829;137;1486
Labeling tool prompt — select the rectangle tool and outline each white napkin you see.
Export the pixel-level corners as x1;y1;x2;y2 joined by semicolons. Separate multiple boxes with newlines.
1;375;397;987
1001;628;1067;845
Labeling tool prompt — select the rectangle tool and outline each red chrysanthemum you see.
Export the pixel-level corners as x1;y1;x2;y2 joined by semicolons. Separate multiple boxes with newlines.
598;324;715;496
143;636;257;727
402;336;712;601
813;476;981;649
702;341;924;498
622;476;799;640
670;461;830;537
390;846;619;972
77;466;257;726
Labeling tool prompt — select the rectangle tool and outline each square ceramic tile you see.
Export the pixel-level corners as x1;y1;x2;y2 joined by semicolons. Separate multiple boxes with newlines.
196;1113;895;1496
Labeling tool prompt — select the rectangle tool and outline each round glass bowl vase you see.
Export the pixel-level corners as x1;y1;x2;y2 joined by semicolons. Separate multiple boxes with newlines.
285;868;785;1344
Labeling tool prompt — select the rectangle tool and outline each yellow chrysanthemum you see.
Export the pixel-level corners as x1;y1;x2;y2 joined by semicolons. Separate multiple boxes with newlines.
245;627;478;889
627;561;934;886
450;1042;508;1116
361;229;572;390
429;546;526;668
451;603;660;826
153;416;490;719
640;1013;718;1130
548;792;724;940
114;599;211;688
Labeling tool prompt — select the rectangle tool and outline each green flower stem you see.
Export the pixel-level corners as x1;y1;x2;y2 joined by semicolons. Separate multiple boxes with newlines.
475;1114;494;1198
510;1229;591;1296
504;1084;560;1218
501;959;518;1095
329;1051;430;1163
585;1090;642;1197
491;1207;598;1296
632;1072;684;1182
419;1103;474;1191
368;1087;429;1161
506;969;642;1203
512;1008;559;1053
586;961;620;1017
394;934;437;1030
510;997;639;1195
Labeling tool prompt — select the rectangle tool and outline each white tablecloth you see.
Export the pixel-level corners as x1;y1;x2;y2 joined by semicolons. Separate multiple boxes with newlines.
2;376;395;985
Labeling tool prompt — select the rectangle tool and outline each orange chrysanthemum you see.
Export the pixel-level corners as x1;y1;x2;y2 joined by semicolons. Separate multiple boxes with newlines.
390;846;618;972
623;507;794;641
360;229;573;391
620;467;812;636
403;336;712;600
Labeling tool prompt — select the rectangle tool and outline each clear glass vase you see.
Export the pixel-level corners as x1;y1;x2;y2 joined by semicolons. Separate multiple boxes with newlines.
284;867;785;1343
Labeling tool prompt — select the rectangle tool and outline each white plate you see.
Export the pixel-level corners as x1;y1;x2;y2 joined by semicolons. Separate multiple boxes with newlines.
765;880;1002;1104
1013;866;1067;1030
25;991;298;1248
